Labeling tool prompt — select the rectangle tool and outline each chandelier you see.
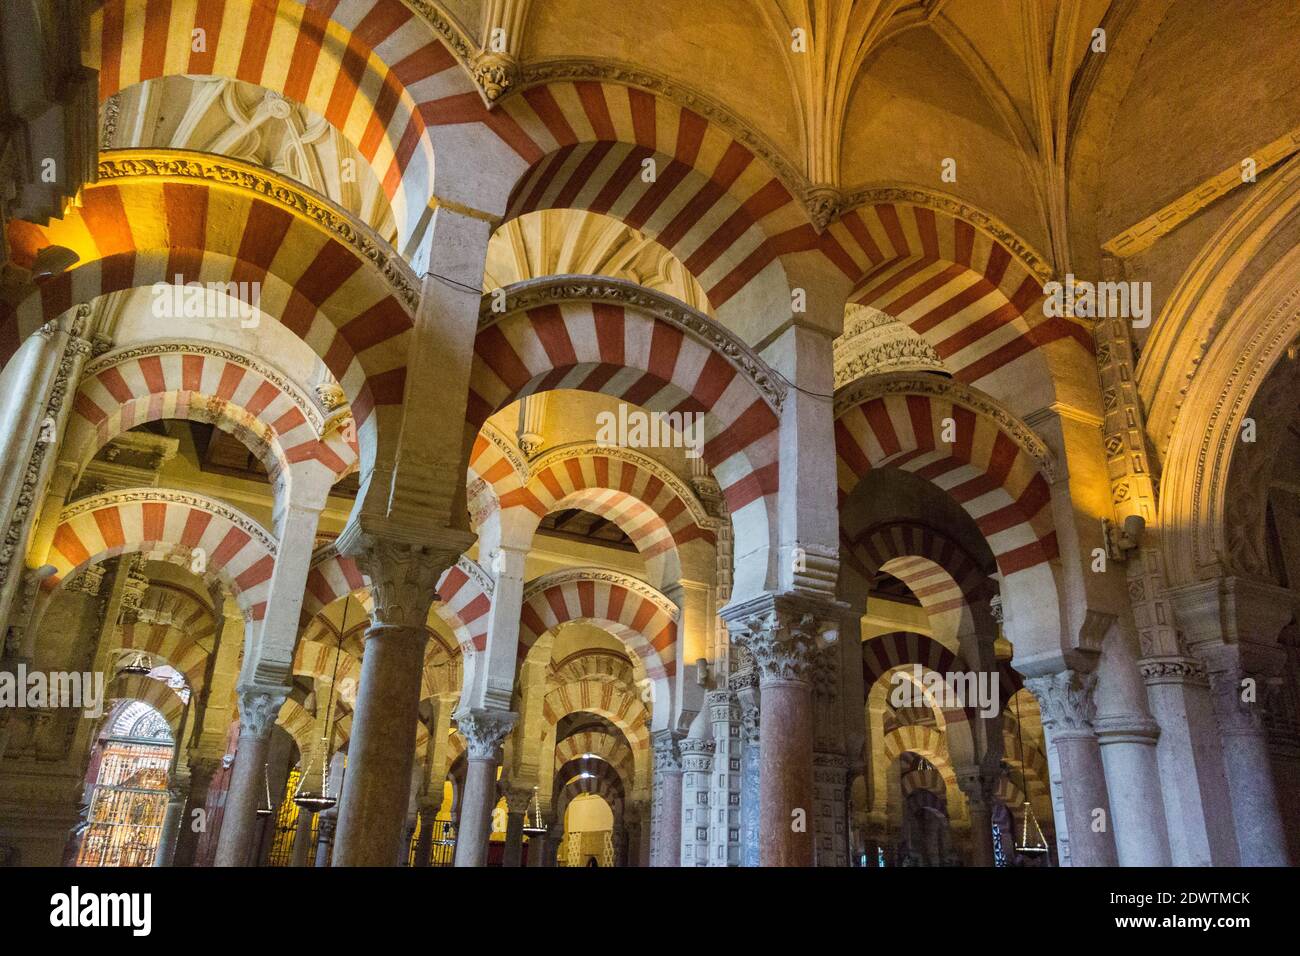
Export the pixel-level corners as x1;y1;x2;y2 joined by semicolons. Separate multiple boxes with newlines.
522;786;546;835
294;598;349;814
1011;690;1049;856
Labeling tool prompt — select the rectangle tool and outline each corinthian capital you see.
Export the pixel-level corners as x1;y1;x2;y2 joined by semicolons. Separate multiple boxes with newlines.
236;684;290;739
1024;670;1098;735
650;729;683;773
722;592;844;684
354;537;455;630
455;707;518;760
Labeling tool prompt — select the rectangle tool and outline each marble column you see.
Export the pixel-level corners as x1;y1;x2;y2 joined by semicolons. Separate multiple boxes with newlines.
725;594;835;867
501;785;531;867
679;736;715;866
289;809;314;867
213;686;288;867
955;770;997;867
453;707;518;867
331;539;445;866
1141;657;1237;864
314;813;336;867
650;729;683;867
1200;644;1289;866
152;783;188;867
735;671;761;867
1094;714;1172;866
1025;670;1118;867
173;757;219;867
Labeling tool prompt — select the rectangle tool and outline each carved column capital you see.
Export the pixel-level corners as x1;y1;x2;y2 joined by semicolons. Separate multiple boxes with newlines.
679;737;715;772
722;592;845;685
1024;670;1098;736
650;729;683;773
1139;655;1208;687
502;785;533;814
1197;642;1285;736
353;537;452;630
455;707;517;760
235;684;289;740
706;689;736;722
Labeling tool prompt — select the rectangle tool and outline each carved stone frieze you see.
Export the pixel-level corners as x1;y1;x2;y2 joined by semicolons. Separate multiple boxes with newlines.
480;276;786;411
1139;656;1208;687
650;728;683;773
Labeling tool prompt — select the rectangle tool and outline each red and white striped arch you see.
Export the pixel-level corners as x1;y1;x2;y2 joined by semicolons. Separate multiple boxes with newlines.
834;389;1057;576
498;81;849;318
554;730;635;782
466;425;529;530
85;0;519;247
881;724;950;769
67;344;358;481
842;519;992;643
4;170;411;441
542;680;651;752
468;297;780;563
49;489;277;620
827;202;1091;393
502;446;714;561
520;570;678;681
555;773;624;824
116;620;214;692
300;550;493;653
863;630;976;728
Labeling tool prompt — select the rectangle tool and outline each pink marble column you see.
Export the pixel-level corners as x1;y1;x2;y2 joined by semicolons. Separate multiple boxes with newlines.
501;786;531;867
956;771;997;867
650;730;683;866
757;678;814;866
214;686;288;867
453;708;517;867
724;593;836;868
1026;670;1119;867
332;539;446;866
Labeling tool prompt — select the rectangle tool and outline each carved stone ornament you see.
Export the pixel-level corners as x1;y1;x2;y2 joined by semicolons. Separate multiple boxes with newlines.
1024;670;1098;735
480;275;787;411
96;150;419;310
723;593;845;684
738;699;761;744
472;52;519;102
650;729;683;772
805;185;844;233
455;707;518;760
354;539;450;630
236;685;290;739
1138;656;1208;687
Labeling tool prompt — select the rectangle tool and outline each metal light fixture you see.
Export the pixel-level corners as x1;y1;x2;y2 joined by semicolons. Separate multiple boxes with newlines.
293;599;348;814
256;763;275;817
1011;690;1049;857
522;786;546;836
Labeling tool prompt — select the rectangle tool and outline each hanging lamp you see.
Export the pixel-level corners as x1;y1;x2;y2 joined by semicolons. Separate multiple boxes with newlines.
1011;689;1049;856
294;598;348;813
